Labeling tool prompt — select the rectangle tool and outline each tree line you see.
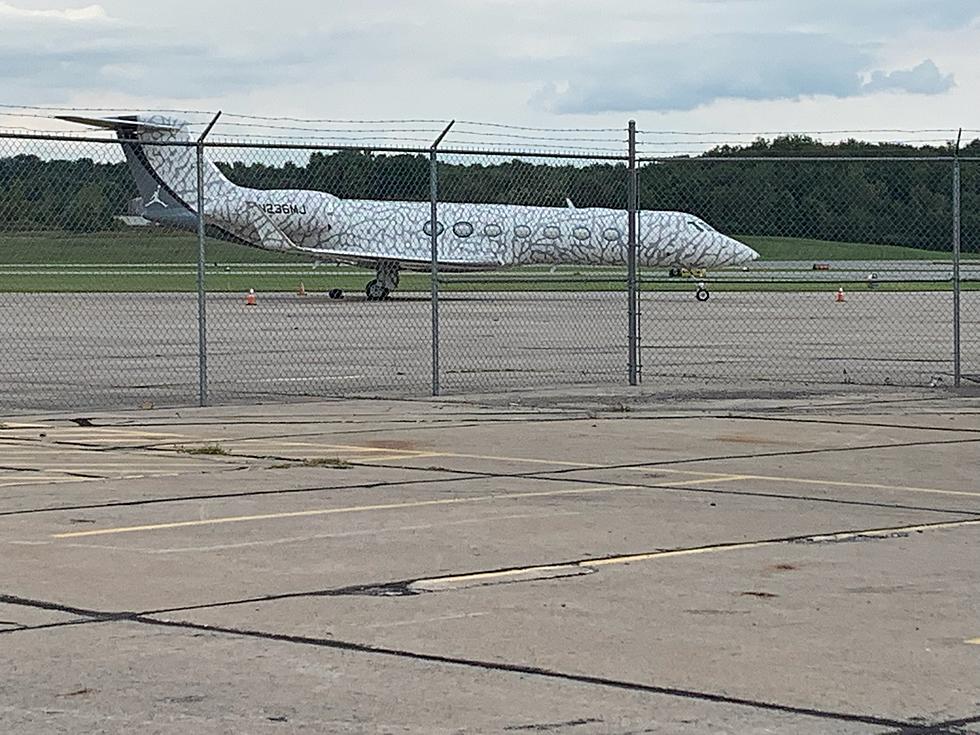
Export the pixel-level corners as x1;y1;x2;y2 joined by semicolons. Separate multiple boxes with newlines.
2;135;979;251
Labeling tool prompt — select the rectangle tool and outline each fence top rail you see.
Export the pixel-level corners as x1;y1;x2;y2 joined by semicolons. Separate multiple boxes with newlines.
641;155;961;163
0;130;629;161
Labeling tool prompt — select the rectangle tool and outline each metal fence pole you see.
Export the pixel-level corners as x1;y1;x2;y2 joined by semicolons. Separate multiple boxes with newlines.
627;120;638;386
953;130;962;388
429;121;455;397
195;144;208;406
195;112;222;407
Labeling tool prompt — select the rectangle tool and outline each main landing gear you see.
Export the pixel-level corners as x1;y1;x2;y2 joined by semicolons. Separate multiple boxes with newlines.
695;282;710;301
365;259;400;301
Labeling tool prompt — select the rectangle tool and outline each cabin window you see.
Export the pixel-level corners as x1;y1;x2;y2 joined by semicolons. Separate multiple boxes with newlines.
453;221;474;238
422;220;444;236
572;226;590;241
484;223;503;237
514;225;532;238
543;225;561;239
602;227;621;241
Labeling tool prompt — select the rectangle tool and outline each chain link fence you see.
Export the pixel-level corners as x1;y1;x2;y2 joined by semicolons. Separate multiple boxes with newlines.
637;156;961;388
435;151;631;392
959;159;980;385
0;136;200;410
0;124;975;412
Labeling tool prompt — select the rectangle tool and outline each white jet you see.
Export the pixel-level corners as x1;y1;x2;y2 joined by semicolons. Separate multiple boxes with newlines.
60;114;759;301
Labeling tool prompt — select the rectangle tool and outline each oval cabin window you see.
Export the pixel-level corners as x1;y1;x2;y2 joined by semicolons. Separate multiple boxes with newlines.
453;221;474;238
422;221;444;236
602;227;622;242
514;225;532;238
572;226;590;241
543;225;561;239
484;223;503;237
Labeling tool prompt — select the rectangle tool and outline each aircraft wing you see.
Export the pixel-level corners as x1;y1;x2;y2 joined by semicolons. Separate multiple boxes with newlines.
229;203;498;270
287;243;499;271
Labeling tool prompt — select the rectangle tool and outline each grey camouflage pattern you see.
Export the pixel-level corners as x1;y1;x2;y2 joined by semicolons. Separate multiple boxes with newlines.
131;116;758;271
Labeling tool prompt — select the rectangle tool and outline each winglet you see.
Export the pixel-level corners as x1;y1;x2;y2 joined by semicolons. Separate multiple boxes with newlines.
565;198;576;209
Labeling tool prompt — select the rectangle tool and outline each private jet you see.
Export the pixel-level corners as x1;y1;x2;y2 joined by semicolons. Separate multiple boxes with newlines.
61;114;759;301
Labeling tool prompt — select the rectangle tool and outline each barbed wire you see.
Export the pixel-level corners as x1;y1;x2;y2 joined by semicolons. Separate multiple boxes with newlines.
637;128;960;136
0;104;971;157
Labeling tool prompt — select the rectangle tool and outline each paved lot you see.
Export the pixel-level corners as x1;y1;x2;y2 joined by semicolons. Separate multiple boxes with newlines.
1;391;978;733
1;289;978;412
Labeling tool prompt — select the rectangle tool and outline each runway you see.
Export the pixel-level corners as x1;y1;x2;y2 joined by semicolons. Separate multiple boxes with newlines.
1;394;978;733
0;287;977;411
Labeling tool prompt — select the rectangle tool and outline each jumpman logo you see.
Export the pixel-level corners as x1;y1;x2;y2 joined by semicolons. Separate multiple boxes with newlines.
146;185;168;208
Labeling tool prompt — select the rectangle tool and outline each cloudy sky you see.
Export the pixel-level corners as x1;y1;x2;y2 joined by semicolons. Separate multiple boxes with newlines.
2;0;979;145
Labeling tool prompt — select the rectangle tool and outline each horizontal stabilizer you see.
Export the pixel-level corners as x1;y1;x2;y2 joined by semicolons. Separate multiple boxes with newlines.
55;115;182;132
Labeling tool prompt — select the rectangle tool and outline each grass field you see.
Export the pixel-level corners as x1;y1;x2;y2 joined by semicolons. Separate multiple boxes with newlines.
0;229;976;293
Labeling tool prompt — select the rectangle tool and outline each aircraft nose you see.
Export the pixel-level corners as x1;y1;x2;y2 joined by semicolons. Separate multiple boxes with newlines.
732;237;759;264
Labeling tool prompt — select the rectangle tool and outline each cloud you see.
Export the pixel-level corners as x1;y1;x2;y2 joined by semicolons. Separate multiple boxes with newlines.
0;2;108;22
530;33;867;113
863;59;955;95
693;0;980;33
524;32;956;114
0;1;317;102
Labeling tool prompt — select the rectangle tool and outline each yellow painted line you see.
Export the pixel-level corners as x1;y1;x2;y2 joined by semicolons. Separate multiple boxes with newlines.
51;484;644;539
398;448;978;500
413;518;980;586
587;518;980;565
30;427;183;438
662;471;980;499
416;564;581;586
0;476;91;488
297;442;442;456
965;637;980;645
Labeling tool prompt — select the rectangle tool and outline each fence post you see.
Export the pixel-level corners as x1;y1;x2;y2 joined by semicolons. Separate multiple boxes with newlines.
429;121;455;397
953;129;962;388
627;120;638;386
195;112;222;407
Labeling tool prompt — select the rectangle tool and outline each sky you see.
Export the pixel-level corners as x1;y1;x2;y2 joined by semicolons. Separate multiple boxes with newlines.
2;0;980;150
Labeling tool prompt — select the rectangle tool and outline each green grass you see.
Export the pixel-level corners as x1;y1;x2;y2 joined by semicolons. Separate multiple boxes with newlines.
302;457;352;469
0;229;304;265
267;458;353;469
1;229;977;293
178;443;230;456
741;235;977;261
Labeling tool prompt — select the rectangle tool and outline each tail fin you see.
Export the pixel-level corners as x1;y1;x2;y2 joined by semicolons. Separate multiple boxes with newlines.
56;114;233;221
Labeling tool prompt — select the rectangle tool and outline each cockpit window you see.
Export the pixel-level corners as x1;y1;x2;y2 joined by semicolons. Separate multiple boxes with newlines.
687;218;715;233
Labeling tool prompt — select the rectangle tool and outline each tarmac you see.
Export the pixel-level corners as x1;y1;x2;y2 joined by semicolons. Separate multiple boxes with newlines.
1;288;978;412
1;389;978;733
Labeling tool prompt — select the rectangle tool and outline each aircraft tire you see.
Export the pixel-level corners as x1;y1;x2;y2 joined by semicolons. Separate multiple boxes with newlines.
328;288;344;300
695;288;710;302
366;280;390;301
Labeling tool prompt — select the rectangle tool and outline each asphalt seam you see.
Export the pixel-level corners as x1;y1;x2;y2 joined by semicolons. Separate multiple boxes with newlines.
0;592;918;730
74;515;980;617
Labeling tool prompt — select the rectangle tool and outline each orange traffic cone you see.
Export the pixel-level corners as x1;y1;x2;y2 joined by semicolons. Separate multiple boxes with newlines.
245;288;257;306
835;287;845;303
297;281;306;297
